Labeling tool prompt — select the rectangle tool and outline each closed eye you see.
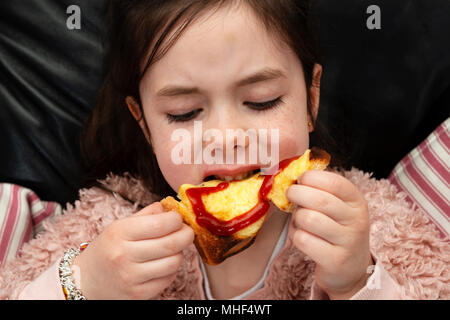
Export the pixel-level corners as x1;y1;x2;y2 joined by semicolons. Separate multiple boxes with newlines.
245;96;284;111
166;96;284;123
166;109;202;123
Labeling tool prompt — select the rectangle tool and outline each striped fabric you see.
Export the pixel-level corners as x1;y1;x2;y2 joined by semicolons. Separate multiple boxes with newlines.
0;184;62;265
389;117;450;238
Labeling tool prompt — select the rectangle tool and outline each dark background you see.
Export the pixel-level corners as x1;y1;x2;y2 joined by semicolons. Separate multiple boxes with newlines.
0;0;449;206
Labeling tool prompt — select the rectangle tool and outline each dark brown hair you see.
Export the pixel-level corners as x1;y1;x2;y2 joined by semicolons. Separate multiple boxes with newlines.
80;0;338;198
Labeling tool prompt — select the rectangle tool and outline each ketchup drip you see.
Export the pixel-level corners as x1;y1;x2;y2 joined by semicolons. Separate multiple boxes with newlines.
186;155;300;236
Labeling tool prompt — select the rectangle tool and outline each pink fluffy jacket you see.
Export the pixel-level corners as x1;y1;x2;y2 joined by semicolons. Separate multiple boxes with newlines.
0;169;449;300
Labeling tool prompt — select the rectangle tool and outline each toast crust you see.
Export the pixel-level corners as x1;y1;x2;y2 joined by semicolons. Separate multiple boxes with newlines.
161;196;260;265
160;147;330;265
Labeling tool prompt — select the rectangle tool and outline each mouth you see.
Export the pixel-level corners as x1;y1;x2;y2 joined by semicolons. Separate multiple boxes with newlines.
203;168;260;182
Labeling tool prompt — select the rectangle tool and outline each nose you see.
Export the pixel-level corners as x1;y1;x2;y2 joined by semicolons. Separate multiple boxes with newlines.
203;106;252;164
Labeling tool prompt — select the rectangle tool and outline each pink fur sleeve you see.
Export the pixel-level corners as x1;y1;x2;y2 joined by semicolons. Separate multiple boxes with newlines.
341;169;450;299
0;184;140;300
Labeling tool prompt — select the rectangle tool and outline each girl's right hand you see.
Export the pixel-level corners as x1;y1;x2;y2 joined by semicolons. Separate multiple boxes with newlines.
72;202;194;299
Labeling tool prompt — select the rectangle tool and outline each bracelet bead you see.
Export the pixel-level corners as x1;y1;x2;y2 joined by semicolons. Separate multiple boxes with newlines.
58;244;88;300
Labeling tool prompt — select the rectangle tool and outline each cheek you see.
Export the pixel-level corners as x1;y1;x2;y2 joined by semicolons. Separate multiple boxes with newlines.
145;119;198;192
151;133;199;192
279;124;309;161
268;104;310;160
280;128;309;158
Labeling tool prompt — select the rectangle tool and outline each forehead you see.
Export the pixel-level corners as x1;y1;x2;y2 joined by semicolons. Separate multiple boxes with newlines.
142;3;298;95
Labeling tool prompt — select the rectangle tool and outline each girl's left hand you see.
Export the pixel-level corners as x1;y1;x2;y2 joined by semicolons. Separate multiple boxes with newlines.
286;170;374;300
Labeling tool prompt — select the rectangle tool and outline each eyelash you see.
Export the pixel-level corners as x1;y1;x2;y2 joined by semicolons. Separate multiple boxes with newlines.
166;96;284;123
247;96;284;111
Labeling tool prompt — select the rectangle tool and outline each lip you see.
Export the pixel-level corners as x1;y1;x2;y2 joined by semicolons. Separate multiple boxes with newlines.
202;164;262;181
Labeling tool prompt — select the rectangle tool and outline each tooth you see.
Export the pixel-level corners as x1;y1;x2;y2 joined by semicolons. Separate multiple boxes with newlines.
212;171;256;181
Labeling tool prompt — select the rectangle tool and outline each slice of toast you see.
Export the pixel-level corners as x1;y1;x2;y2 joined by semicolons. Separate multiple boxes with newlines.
160;147;330;265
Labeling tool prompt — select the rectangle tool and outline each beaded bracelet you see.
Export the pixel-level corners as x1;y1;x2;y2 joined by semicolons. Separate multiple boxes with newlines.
58;242;89;300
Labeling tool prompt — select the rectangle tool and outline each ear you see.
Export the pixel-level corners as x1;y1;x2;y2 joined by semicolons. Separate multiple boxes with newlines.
308;63;322;132
125;96;152;145
126;96;142;121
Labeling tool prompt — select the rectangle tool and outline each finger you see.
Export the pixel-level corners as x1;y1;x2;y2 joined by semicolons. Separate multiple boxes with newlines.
131;224;195;261
291;228;336;268
298;171;364;208
133;253;184;284
130;273;178;300
133;202;164;217
123;211;183;241
286;184;353;225
293;208;347;246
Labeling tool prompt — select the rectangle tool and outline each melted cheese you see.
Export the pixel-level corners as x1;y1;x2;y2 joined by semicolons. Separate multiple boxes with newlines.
178;173;263;221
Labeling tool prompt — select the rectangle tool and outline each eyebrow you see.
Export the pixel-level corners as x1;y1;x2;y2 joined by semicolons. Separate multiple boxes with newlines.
156;68;286;97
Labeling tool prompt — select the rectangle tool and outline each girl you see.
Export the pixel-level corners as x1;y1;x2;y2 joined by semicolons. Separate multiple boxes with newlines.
1;0;448;300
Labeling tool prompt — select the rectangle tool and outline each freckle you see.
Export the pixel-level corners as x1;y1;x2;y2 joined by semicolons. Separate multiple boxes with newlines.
224;33;236;56
225;33;236;44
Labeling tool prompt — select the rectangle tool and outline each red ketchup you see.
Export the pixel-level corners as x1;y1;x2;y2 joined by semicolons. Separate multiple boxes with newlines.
186;155;299;236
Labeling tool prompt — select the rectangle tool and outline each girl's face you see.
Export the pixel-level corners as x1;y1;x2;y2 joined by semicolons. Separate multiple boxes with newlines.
130;4;321;193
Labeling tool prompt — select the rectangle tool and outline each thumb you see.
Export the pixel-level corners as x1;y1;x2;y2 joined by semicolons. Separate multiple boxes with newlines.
134;201;164;217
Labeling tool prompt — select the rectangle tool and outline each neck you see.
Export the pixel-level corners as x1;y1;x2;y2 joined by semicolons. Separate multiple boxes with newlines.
203;207;289;299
